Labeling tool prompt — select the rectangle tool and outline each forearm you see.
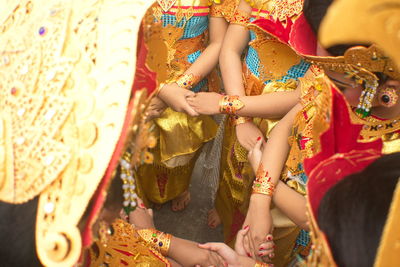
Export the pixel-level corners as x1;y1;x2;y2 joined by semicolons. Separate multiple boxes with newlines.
249;104;301;207
183;42;223;79
273;181;309;230
236;90;300;118
168;236;216;266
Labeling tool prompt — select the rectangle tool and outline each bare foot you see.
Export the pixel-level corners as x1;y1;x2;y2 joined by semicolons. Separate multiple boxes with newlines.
171;190;191;212
207;208;221;228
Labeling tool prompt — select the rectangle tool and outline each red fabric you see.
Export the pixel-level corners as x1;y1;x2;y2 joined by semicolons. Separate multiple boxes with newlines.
251;13;317;56
304;86;382;216
132;22;157;95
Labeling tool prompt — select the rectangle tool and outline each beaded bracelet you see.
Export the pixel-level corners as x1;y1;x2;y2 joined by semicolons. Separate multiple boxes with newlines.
230;115;252;126
219;95;245;114
137;228;172;256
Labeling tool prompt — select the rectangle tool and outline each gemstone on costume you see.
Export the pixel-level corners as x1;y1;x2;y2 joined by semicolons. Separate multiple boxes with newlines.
39;26;47;36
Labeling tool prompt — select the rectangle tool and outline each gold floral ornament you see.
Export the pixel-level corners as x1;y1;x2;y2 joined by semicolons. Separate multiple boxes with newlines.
0;0;154;266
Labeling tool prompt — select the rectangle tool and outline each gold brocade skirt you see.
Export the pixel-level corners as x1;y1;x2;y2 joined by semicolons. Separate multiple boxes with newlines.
137;108;217;204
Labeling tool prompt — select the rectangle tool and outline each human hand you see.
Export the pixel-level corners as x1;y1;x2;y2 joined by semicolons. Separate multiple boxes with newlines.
198;242;240;267
186;92;222;115
241;194;273;261
125;199;155;229
145;96;167;121
247;138;263;173
258;234;275;261
158;83;199;116
235;121;264;151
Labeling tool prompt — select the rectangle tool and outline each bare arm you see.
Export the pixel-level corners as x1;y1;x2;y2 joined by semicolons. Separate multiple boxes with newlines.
183;16;228;79
219;0;252;95
273;181;308;230
168;236;225;267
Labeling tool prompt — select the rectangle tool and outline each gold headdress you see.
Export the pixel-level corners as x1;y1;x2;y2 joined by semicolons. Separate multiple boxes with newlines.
319;0;400;69
0;0;154;266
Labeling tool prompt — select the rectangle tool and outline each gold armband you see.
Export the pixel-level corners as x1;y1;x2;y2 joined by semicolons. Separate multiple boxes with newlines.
176;73;201;89
230;115;252;126
255;261;274;267
252;163;275;196
229;9;250;26
137;228;172;256
219;95;245;114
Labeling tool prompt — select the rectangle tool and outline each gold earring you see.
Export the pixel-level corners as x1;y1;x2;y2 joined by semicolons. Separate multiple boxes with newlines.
378;87;398;107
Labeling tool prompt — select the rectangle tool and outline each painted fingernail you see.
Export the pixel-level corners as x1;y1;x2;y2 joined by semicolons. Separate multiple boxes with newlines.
269;253;275;258
267;235;273;241
247;252;251;257
259;247;264;251
244;225;249;230
140;203;146;208
258;253;264;257
223;262;228;267
257;136;261;141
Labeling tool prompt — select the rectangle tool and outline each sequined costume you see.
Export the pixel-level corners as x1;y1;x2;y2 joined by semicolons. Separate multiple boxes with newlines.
90;219;171;267
135;0;235;205
214;1;312;265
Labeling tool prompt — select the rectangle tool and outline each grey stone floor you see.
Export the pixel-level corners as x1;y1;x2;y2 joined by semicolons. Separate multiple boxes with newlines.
153;153;224;243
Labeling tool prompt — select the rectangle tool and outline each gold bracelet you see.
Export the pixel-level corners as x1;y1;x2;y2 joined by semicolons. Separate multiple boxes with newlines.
255;261;274;267
137;228;172;256
219;95;245;114
252;163;275;196
230;115;252;126
175;73;201;89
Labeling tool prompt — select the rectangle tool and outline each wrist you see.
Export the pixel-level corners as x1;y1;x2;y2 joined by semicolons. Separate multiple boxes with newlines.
219;95;245;114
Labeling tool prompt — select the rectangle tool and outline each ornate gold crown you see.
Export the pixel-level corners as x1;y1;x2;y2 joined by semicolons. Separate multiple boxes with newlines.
0;0;154;266
304;45;400;83
319;0;400;69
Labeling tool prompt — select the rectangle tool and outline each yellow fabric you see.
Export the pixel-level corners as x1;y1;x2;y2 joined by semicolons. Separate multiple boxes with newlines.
156;108;218;162
137;109;216;204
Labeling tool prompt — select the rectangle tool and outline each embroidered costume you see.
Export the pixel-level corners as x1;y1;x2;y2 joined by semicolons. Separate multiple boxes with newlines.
135;0;235;205
214;1;314;265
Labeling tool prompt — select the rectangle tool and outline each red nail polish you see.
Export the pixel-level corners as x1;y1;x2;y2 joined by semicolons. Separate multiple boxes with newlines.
257;136;261;141
247;253;251;257
258;253;263;257
140;203;146;208
259;247;264;251
244;225;249;230
267;236;272;241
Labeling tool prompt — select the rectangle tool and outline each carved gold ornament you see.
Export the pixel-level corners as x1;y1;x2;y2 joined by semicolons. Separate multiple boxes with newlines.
0;0;154;266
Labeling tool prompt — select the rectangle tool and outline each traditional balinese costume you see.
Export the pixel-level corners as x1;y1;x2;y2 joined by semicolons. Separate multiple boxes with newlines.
215;1;315;265
134;0;236;205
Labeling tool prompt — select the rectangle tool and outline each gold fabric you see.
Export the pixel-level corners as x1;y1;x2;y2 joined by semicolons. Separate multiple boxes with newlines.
156;108;217;162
